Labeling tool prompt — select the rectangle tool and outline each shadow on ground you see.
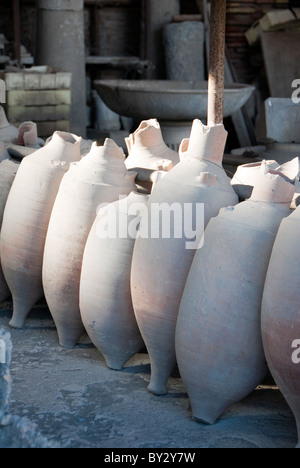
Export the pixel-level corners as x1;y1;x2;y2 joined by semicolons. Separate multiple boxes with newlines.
0;300;298;449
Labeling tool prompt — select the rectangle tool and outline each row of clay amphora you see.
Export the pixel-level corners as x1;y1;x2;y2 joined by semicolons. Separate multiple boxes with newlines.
127;120;300;448
42;119;178;350
0;119;178;352
80;119;300;451
1;118;235;364
0;133;135;333
79;120;237;371
78;120;179;367
1;118;299;448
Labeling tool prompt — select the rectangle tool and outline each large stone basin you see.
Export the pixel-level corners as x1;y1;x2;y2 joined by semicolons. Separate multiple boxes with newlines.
94;79;255;121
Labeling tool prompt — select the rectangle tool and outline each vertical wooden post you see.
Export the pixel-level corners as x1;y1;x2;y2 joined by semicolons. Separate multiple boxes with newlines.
207;0;227;126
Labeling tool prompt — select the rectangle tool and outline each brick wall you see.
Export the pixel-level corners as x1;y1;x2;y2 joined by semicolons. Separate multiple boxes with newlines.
226;0;291;83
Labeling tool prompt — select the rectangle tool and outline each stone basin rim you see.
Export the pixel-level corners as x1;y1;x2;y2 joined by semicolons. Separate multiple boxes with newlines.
94;79;255;95
94;79;255;121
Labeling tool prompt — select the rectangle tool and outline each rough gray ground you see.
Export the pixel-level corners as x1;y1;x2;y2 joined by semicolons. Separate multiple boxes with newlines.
0;301;298;449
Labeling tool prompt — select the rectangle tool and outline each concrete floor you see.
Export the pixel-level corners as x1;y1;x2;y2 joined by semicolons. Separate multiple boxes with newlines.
0;301;298;449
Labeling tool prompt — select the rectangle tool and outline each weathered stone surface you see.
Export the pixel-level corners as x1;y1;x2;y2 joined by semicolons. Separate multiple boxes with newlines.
2;72;72;91
0;416;60;448
147;0;180;79
37;0;83;11
163;21;205;81
6;90;71;107
35;0;86;137
258;98;300;143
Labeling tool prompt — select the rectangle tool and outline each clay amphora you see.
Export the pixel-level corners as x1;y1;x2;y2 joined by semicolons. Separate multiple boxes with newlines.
231;158;300;208
46;134;93;158
42;139;136;348
131;120;239;395
0;106;18;143
80;192;148;369
175;161;296;424
0;146;19;228
125;119;179;171
0;131;82;328
231;160;279;187
0;147;19;302
262;204;300;448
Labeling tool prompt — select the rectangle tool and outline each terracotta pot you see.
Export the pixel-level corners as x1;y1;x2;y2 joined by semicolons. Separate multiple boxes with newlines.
0;131;82;328
43;139;136;348
175;161;296;424
262;203;300;448
131;120;239;395
0;151;19;302
0;106;18;143
14;121;42;149
80;192;147;369
125;119;179;172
